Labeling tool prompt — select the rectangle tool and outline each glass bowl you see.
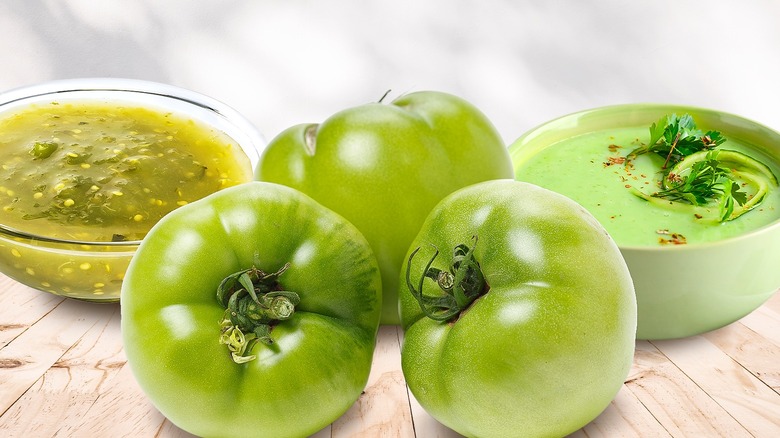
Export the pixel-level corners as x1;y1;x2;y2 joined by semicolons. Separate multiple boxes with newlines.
509;104;780;339
0;78;264;302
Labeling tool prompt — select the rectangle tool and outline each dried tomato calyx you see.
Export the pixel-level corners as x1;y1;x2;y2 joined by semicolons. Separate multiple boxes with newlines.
216;263;300;363
405;236;488;323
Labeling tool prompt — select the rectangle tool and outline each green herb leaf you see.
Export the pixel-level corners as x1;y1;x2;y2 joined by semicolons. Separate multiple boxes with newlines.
647;115;668;151
30;141;59;159
653;150;743;206
646;149;753;224
627;113;726;168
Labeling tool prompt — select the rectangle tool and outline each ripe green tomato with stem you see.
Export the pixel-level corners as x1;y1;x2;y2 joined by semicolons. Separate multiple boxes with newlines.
256;91;514;324
400;180;637;438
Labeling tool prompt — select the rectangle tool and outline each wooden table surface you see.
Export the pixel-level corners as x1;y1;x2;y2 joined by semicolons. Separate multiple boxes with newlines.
1;274;778;437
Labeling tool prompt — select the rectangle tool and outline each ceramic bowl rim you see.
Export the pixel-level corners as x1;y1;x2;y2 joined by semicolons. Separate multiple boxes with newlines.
510;102;780;252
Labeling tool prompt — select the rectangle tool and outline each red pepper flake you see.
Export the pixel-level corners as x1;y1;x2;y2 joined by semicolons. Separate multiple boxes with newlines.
603;156;626;167
624;184;632;188
667;172;684;184
656;229;687;245
608;144;622;153
694;213;703;219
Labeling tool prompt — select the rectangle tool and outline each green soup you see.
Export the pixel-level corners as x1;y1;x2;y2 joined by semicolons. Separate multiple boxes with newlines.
513;127;780;247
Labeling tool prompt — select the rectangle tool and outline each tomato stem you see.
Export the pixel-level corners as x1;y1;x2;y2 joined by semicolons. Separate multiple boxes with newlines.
216;263;300;363
405;236;488;322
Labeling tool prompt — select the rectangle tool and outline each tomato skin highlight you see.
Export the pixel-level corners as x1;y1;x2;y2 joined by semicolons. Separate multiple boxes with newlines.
399;180;637;438
121;182;382;438
256;91;514;324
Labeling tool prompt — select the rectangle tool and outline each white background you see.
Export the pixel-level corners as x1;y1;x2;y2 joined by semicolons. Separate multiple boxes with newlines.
2;1;779;146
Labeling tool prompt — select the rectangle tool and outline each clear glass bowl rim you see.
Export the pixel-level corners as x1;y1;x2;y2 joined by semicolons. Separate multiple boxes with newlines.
0;77;263;247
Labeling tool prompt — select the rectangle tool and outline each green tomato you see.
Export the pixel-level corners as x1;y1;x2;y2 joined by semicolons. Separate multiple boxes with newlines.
399;180;636;438
256;91;514;324
121;182;382;438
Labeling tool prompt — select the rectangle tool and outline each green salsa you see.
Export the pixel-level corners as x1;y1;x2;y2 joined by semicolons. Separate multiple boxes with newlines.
0;100;254;300
514;127;780;246
0;101;253;241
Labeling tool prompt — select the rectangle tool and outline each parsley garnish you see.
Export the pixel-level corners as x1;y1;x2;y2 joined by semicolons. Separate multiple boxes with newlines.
628;113;726;169
626;114;776;222
653;150;747;221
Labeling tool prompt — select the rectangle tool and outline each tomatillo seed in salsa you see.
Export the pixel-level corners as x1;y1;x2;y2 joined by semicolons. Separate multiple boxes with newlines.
0;101;253;242
0;96;256;302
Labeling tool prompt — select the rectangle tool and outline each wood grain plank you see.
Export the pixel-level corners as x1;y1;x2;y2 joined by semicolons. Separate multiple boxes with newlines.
1;274;779;437
67;363;180;437
331;325;415;438
156;419;199;438
0;276;64;349
762;289;780;314
574;384;671;438
739;291;780;347
0;303;121;437
0;297;110;416
652;334;780;436
704;321;780;392
310;425;332;438
625;341;752;437
407;392;462;438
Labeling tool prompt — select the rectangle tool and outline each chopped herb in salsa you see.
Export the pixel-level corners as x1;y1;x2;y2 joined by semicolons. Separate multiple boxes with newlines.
0;101;253;241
